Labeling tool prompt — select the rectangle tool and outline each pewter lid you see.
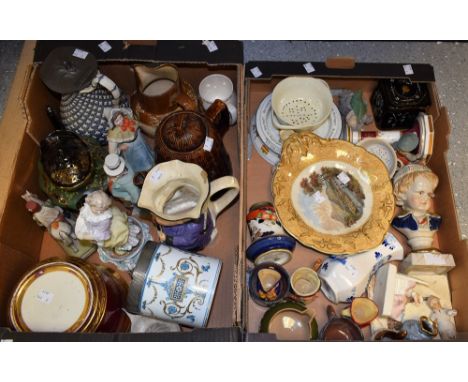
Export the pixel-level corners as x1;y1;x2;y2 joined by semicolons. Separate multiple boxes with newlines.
39;46;98;94
126;241;161;314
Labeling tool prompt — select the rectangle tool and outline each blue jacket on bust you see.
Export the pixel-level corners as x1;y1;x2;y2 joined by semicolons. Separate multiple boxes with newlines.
392;212;442;231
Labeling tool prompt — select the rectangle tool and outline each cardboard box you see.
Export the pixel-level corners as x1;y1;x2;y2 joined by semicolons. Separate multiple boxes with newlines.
0;41;245;340
243;60;468;339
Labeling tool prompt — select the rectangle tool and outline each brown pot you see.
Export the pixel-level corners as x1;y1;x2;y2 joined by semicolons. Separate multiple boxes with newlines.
131;64;198;133
154;99;232;181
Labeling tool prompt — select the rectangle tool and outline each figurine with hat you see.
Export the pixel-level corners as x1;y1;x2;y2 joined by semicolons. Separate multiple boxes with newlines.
21;191;96;259
392;164;441;250
104;153;141;206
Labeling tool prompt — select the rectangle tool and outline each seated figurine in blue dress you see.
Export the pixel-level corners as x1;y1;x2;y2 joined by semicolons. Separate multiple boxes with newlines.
392;164;441;250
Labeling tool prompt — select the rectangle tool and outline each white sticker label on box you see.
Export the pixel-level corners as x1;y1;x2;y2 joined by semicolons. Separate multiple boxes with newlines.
202;40;218;53
250;66;262;78
98;41;112;53
72;48;89;60
203;136;214;152
403;64;414;75
337;171;351;185
36;290;54;304
303;62;316;73
150;170;163;183
312;191;326;204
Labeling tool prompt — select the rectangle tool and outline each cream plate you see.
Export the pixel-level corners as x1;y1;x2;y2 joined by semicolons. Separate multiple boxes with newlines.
272;132;395;255
250;115;280;166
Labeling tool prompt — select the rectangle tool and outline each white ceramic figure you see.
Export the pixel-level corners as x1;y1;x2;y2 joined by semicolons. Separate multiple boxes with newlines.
22;191;95;258
392;164;441;251
75;190;151;270
427;295;457;340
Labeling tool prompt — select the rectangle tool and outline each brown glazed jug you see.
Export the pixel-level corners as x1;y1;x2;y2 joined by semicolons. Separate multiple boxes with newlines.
154;100;232;181
131;64;198;134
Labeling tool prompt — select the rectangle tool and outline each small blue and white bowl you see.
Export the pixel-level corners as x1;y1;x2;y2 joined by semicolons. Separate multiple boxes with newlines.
246;235;296;266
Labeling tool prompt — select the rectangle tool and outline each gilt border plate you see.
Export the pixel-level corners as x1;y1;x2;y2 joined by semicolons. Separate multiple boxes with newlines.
272;132;395;255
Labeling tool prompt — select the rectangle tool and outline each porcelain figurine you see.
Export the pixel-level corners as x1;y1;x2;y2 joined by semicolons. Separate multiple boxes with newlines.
39;46;128;144
75;190;151;271
104;107;155;174
427;295;457;340
22;191;95;259
392;164;441;251
333;89;373;131
104;154;141;206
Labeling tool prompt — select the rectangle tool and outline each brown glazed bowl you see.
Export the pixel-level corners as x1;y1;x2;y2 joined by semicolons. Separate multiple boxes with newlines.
320;305;364;341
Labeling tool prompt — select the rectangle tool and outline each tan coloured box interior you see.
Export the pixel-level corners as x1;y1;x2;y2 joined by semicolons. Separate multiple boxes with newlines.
0;43;245;331
243;76;468;337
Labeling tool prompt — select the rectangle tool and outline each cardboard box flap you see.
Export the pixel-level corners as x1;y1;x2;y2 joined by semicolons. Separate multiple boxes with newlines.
245;61;435;82
34;40;244;65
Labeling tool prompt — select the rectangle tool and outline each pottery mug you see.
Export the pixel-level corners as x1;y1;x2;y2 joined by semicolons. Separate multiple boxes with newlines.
290;266;321;302
318;232;404;304
199;74;237;125
138;160;239;250
246;202;295;266
126;242;222;328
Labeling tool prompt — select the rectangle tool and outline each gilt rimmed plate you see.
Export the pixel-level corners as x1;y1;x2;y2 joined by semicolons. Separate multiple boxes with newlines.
272;132;395;255
256;94;342;155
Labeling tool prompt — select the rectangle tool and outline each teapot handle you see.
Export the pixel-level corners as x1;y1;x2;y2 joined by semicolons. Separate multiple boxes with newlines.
208;176;239;219
93;72;121;105
205;99;230;137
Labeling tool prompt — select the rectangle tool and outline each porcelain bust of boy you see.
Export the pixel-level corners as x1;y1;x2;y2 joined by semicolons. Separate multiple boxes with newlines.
391;164;441;251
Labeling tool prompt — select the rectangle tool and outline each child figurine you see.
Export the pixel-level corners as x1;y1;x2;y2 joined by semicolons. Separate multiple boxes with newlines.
427;295;457;340
75;190;151;271
22;191;95;259
105;107;155;174
103;154;141;206
391;164;441;251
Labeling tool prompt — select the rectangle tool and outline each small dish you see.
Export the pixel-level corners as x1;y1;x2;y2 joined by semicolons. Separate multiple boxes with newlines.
246;235;295;265
260;301;318;341
249;262;290;307
358;138;398;178
272;132;394;255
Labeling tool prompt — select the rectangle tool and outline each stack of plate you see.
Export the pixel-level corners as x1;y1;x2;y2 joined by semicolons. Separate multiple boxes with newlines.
250;94;342;166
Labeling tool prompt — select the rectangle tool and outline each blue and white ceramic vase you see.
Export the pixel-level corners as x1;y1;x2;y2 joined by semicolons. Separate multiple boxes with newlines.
318;232;404;304
126;242;222;328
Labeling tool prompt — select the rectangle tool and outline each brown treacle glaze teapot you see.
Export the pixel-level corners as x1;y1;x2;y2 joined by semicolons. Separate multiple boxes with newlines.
131;64;198;134
154;100;232;181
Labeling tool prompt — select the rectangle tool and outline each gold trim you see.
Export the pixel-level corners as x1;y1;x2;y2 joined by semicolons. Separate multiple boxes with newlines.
272;132;395;255
10;261;94;333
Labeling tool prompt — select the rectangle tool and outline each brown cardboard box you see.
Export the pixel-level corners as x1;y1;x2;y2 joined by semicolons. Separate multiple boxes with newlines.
0;41;245;340
242;60;468;339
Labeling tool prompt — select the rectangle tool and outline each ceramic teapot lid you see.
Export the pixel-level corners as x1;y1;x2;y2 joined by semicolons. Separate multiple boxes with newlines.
40;130;92;188
159;111;208;152
39;46;98;94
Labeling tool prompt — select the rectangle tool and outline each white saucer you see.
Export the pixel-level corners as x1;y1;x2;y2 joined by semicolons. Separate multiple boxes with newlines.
250;115;280;166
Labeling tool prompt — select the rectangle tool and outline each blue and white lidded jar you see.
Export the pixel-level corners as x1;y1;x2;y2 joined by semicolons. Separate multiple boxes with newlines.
126;242;222;328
